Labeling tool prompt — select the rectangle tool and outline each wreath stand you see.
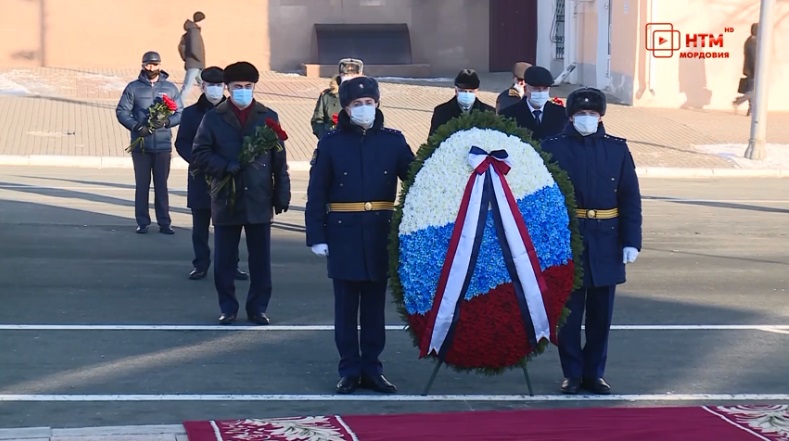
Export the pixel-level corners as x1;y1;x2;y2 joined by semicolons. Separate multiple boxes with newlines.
421;358;535;397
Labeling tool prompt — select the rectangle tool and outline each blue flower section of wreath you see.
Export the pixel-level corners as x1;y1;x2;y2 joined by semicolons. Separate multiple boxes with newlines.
399;183;571;315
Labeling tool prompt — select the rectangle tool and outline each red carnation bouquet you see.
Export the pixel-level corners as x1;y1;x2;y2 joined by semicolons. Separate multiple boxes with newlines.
552;97;564;106
330;113;339;130
209;118;288;212
125;94;178;153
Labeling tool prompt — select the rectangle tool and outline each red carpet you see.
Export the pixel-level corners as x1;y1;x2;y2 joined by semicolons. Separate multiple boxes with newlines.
184;404;789;441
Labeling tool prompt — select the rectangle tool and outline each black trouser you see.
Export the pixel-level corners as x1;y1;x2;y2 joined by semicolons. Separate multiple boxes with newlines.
132;151;171;227
214;223;272;315
333;279;388;378
191;208;240;272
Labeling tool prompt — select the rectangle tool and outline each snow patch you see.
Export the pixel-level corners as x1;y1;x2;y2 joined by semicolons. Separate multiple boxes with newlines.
695;143;789;169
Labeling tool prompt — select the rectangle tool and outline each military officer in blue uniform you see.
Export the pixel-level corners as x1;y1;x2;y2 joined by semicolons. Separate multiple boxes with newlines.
305;76;415;394
500;66;568;141
192;61;291;326
540;87;642;395
174;66;248;281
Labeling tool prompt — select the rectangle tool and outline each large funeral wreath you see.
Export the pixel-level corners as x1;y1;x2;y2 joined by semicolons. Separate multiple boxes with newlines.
389;110;584;375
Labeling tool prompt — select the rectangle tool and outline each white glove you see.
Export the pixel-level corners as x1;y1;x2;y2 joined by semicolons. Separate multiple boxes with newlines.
623;247;639;264
311;244;329;257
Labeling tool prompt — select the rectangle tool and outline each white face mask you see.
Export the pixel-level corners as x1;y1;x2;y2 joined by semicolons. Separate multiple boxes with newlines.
349;104;376;128
457;91;476;108
573;114;600;136
204;85;224;102
529;90;550;108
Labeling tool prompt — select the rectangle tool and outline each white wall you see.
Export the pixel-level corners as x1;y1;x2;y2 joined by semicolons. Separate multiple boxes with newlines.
536;0;555;70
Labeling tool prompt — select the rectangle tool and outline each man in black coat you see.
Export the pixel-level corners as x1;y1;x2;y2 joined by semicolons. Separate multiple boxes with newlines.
496;61;531;113
174;66;248;282
192;61;291;326
733;23;758;116
500;66;568;142
179;11;206;99
115;51;183;234
428;69;495;138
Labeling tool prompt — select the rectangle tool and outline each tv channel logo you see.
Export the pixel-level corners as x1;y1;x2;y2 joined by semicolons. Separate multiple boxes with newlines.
645;23;681;58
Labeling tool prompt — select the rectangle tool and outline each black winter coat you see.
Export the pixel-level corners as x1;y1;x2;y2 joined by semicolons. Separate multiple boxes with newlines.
115;70;183;153
175;94;225;209
499;100;568;142
428;96;495;138
192;101;291;226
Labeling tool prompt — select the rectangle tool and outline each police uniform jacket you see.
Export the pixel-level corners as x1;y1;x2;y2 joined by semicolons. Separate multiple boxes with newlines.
305;109;415;281
500;100;568;142
192;101;291;226
428;96;495;138
541;123;642;288
115;70;183;153
174;94;225;209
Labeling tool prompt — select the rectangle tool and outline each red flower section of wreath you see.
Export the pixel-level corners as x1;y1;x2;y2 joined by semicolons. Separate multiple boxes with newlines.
408;262;574;369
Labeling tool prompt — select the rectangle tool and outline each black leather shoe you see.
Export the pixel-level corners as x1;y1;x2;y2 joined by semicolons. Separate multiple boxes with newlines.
234;269;249;281
159;226;175;235
561;378;581;394
360;374;397;393
336;376;360;394
218;313;236;325
189;269;207;280
582;377;611;395
247;312;270;325
136;225;149;234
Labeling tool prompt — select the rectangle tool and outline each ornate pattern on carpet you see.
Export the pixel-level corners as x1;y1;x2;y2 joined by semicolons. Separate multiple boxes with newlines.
215;416;357;441
707;405;789;440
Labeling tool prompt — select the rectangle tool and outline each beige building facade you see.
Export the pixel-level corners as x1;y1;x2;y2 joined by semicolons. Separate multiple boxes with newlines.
537;0;789;111
1;0;786;111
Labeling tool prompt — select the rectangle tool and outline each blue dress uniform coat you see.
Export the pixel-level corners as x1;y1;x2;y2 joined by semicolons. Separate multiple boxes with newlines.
191;100;291;318
541;122;642;383
305;109;415;379
500;100;568;142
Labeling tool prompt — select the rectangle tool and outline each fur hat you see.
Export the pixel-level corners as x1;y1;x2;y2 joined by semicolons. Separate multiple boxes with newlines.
339;76;380;108
223;61;259;84
566;87;607;117
512;62;532;80
200;66;224;84
524;66;554;87
454;69;480;89
339;58;364;75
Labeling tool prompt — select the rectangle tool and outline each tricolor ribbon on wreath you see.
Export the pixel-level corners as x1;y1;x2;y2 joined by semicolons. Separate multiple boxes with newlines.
419;146;551;359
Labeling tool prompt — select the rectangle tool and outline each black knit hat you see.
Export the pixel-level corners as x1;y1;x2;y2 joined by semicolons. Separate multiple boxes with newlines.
566;87;607;117
339;76;380;107
193;11;205;22
223;61;259;84
454;69;480;89
524;66;554;87
200;66;224;83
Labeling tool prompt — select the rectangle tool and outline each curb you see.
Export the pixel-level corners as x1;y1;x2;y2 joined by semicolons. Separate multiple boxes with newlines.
0;424;185;440
0;155;786;178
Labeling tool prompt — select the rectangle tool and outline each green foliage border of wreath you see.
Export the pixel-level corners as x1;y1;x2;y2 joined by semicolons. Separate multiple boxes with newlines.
388;109;585;375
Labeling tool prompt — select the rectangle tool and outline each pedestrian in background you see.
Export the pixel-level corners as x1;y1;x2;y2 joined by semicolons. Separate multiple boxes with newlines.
179;11;206;100
496;61;531;113
733;23;758;116
115;51;183;234
310;58;364;140
174;66;248;282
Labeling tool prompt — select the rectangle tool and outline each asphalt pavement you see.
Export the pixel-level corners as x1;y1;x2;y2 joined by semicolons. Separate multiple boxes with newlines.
0;167;787;429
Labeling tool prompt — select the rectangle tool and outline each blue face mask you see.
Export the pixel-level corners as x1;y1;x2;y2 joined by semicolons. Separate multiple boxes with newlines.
231;88;253;108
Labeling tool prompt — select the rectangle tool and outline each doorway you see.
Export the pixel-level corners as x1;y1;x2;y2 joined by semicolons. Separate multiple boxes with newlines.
595;0;612;88
489;0;538;72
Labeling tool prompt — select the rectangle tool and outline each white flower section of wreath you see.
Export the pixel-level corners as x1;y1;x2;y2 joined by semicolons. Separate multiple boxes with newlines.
399;127;555;235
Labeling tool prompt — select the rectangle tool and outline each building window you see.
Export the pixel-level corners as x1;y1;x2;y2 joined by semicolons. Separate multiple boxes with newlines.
551;0;565;60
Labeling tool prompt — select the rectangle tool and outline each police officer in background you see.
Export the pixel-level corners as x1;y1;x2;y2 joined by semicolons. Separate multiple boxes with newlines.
496;61;531;113
500;65;567;141
192;61;291;326
428;69;494;138
174;66;248;281
305;76;414;394
540;88;642;395
310;58;364;140
116;51;183;234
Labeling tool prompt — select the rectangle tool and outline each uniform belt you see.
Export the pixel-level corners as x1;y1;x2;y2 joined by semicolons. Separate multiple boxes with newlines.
575;208;619;219
328;201;395;212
